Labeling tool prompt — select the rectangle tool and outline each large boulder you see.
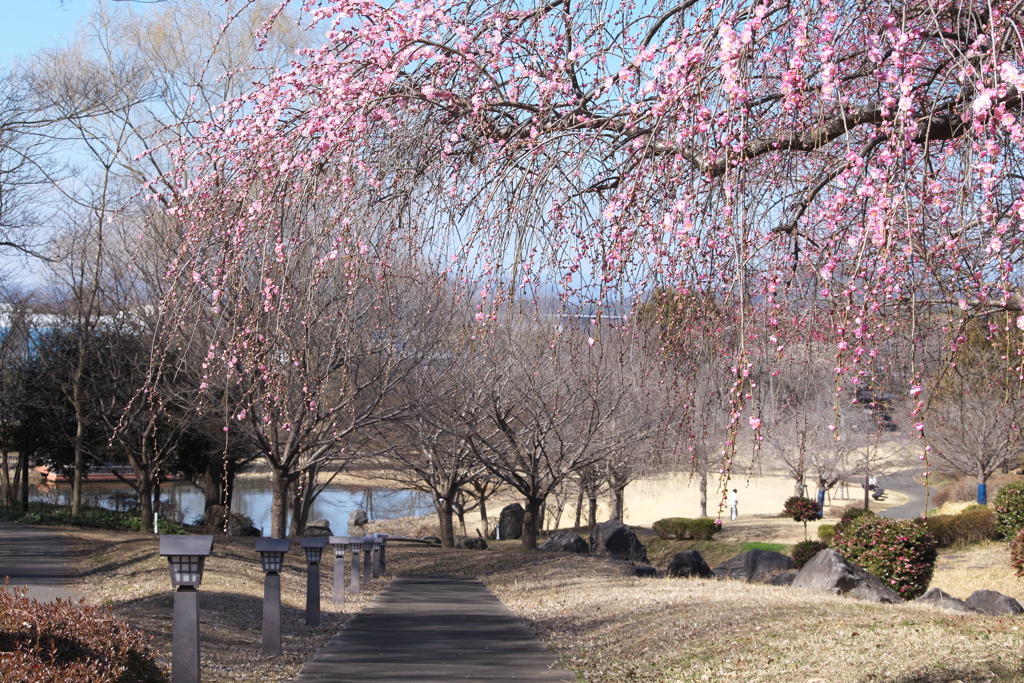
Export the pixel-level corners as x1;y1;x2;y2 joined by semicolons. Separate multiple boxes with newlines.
304;518;332;537
455;535;489;550
768;571;797;587
713;549;794;583
667;549;714;578
791;549;901;603
348;509;369;533
203;505;260;537
914;588;977;614
965;590;1024;615
590;519;649;563
539;530;589;553
497;503;524;541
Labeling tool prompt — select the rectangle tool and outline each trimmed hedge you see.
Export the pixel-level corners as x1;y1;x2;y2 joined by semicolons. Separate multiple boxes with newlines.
18;508;185;534
817;524;836;543
791;540;829;569
832;515;937;600
923;505;998;547
652;517;721;541
0;585;167;682
993;481;1024;539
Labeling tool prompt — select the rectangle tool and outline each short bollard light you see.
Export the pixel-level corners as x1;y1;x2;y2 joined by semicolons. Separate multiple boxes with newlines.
376;534;389;576
329;536;350;604
301;537;327;626
350;537;361;594
371;535;383;579
362;536;374;584
255;538;291;656
160;535;214;683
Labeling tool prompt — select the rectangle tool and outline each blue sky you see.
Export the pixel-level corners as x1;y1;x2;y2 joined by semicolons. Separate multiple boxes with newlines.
0;0;93;64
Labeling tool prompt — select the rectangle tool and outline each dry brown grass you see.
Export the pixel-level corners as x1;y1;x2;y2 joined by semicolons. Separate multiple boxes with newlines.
61;517;1024;683
65;529;387;682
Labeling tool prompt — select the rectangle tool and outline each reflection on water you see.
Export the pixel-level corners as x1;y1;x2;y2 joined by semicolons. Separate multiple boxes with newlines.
31;477;432;535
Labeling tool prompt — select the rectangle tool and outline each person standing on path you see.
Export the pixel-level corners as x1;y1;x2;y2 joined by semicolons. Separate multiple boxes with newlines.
727;489;738;521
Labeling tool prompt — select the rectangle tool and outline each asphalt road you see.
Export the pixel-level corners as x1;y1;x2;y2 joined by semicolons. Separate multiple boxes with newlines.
0;522;85;603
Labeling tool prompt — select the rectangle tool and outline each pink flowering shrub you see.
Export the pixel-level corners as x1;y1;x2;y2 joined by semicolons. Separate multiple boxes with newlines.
832;516;937;600
1010;529;1024;578
783;496;821;522
993;481;1024;539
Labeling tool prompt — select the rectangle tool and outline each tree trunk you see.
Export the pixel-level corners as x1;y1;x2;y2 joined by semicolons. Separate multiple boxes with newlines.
698;472;708;517
587;496;598;528
521;497;543;550
611;485;625;521
478;493;489;537
574;488;583;529
137;471;155;535
435;498;455;548
71;418;84;517
977;466;988;506
269;468;291;538
18;450;28;513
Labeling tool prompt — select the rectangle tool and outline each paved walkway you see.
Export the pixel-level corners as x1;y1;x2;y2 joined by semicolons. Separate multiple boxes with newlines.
878;470;929;519
295;575;573;682
0;522;85;603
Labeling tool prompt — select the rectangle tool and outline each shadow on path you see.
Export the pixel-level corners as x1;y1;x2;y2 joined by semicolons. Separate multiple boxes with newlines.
296;575;573;682
0;522;85;603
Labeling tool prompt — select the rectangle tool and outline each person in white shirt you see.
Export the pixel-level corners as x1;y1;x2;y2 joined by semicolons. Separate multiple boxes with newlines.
727;489;739;521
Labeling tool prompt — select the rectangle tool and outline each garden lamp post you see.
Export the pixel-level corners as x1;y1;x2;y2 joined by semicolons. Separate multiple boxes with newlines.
255;538;290;656
329;536;350;604
301;537;327;626
350;536;361;594
362;536;374;584
160;535;214;683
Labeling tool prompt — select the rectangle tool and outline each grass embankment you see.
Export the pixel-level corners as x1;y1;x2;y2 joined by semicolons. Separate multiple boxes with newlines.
53;521;1024;683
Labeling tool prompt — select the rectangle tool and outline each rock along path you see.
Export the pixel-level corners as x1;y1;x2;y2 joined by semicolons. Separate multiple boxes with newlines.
295;574;574;682
0;522;85;603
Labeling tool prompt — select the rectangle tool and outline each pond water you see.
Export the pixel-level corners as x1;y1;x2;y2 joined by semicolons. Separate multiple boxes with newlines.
30;476;433;535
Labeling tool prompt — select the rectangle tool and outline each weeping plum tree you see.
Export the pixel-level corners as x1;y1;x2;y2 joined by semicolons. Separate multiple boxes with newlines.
160;0;1024;499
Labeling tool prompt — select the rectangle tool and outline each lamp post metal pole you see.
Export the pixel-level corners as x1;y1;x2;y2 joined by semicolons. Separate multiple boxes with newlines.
173;587;200;683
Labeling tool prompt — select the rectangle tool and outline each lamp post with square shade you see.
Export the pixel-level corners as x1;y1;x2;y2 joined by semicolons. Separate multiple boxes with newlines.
255;538;290;656
159;535;214;683
328;536;349;604
300;537;327;626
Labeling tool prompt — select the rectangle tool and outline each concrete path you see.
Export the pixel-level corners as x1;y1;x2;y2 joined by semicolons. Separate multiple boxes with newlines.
878;470;929;520
0;522;85;603
296;575;573;682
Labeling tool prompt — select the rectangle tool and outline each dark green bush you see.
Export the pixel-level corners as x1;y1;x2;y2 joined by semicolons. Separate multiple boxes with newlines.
923;514;957;547
791;540;829;569
0;585;167;682
652;518;689;540
652;517;721;540
1011;529;1024;578
993;480;1024;539
688;517;721;540
817;524;836;543
18;508;184;534
832;516;937;600
953;505;998;544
